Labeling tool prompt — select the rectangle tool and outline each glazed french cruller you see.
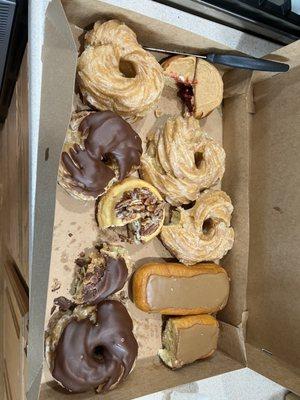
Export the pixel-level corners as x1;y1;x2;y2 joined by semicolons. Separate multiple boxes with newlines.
141;115;225;206
160;189;234;265
77;20;164;121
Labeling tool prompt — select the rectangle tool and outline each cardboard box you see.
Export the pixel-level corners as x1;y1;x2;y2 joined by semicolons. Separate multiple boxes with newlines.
27;0;300;399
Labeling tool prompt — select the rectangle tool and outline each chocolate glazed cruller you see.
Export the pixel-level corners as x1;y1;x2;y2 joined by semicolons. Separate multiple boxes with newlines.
58;110;142;201
45;300;138;393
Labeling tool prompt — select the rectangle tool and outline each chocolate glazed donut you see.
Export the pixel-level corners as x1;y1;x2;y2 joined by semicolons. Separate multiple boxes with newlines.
60;111;142;199
52;300;138;393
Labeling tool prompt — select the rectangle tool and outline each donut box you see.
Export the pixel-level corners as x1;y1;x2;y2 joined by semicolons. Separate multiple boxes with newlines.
28;0;300;399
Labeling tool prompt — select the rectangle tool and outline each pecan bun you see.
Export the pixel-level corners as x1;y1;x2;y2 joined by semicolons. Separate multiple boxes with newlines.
96;178;165;243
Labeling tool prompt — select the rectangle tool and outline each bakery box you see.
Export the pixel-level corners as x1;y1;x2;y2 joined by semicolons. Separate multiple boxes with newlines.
27;0;300;399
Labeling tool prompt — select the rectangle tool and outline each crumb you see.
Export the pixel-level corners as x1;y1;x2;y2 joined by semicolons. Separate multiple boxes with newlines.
75;257;91;268
51;278;61;292
273;206;283;214
60;251;68;263
54;296;75;311
79;251;85;257
118;290;128;302
68;232;73;237
154;109;163;118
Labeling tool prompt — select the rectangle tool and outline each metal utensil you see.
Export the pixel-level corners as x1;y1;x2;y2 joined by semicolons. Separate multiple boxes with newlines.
144;46;289;72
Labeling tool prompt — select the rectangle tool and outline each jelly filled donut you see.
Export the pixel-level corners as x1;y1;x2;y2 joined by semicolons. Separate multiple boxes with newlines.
58;110;142;201
45;300;138;393
77;20;164;121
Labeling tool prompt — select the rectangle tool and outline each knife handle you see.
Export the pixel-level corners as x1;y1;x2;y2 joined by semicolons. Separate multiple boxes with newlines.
206;53;289;72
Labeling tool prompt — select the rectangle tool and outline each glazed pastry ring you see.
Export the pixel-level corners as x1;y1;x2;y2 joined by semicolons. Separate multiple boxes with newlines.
160;189;234;265
141;116;225;206
78;20;164;121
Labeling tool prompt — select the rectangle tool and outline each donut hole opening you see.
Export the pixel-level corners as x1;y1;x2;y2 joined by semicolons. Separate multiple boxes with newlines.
119;59;137;78
202;218;214;235
164;207;180;226
93;346;106;362
194;152;204;169
102;153;118;175
182;200;196;210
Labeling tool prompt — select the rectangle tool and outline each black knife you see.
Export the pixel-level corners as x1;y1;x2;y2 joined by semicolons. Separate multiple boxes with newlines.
144;47;289;72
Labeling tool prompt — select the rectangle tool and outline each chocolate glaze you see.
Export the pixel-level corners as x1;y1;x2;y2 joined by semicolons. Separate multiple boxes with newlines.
52;300;138;393
53;296;75;312
62;111;142;197
81;255;128;305
61;143;114;197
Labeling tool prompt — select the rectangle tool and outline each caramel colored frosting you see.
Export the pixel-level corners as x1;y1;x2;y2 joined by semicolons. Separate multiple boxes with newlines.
146;273;229;312
158;315;219;369
141;116;225;206
176;324;218;366
160;189;234;265
46;301;138;394
58;111;142;201
77;20;164;121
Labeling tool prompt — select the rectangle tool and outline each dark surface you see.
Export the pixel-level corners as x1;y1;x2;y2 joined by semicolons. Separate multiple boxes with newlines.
0;0;28;122
206;53;289;71
154;0;299;44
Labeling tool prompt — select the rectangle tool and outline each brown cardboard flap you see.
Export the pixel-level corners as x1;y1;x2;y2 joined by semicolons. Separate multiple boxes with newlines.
219;93;251;328
27;0;77;399
252;40;300;85
218;321;247;365
223;69;253;99
40;351;242;400
247;46;300;381
246;344;300;395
